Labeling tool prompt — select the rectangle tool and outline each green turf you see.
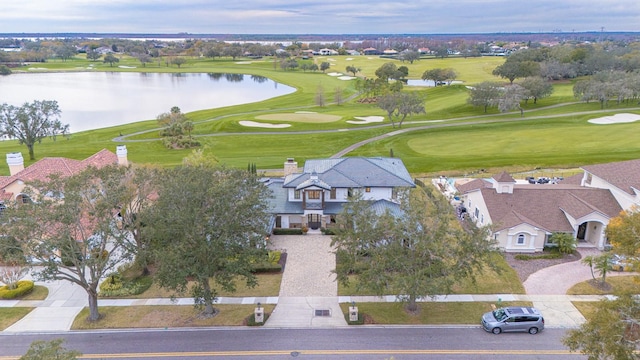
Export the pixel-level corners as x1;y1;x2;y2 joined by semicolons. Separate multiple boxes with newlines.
3;54;639;176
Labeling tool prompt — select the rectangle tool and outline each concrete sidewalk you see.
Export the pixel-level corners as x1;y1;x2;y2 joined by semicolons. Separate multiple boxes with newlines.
0;238;615;332
1;287;603;332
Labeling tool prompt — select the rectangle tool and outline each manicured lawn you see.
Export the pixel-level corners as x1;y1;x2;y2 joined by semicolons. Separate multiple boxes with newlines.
0;308;33;330
124;273;282;299
71;304;275;329
4;54;639;177
339;301;532;325
572;301;599;321
338;252;525;296
19;285;49;300
566;275;640;295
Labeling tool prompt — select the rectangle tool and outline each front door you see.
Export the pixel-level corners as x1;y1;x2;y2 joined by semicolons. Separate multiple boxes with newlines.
307;214;321;230
577;223;587;242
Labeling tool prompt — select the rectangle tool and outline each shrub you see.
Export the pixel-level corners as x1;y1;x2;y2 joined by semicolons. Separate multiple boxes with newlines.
514;253;563;261
267;251;281;264
272;228;304;235
99;273;153;297
251;262;282;273
0;65;11;75
552;232;577;254
321;228;336;235
0;280;34;299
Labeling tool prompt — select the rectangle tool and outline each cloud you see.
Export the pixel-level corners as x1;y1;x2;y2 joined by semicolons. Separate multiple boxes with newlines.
0;0;639;34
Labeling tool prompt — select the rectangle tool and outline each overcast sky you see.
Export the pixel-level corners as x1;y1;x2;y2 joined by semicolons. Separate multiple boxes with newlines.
1;0;639;34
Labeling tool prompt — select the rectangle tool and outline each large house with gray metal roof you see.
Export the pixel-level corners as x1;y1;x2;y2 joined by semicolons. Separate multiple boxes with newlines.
265;157;415;230
455;158;640;252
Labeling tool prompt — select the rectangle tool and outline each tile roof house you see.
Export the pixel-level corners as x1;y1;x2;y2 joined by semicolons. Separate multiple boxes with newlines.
0;145;128;203
265;157;415;230
455;159;640;252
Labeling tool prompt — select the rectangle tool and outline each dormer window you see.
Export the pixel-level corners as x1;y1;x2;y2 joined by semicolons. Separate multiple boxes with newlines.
365;187;371;193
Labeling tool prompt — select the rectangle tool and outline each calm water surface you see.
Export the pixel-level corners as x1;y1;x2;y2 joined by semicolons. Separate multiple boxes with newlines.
0;72;295;133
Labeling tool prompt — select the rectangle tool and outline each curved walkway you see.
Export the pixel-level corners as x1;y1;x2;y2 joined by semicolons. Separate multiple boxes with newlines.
522;248;633;329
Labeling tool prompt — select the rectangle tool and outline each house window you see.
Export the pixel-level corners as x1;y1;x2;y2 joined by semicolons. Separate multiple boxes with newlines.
294;190;301;199
480;214;484;224
330;188;336;199
474;208;479;219
365;187;371;193
517;234;525;245
347;188;353;197
308;190;321;200
392;188;397;199
585;173;592;185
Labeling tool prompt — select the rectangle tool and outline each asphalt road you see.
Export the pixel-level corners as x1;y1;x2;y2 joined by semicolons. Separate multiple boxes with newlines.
0;327;587;359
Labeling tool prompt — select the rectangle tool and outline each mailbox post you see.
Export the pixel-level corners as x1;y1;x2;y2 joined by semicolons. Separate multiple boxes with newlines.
349;301;358;322
255;302;264;324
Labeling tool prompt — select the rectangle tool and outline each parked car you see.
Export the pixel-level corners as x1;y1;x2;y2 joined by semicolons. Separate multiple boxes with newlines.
481;306;544;334
609;254;638;272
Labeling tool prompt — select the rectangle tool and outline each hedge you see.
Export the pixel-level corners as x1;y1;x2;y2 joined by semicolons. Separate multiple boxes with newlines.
251;262;282;273
0;280;34;299
272;228;304;235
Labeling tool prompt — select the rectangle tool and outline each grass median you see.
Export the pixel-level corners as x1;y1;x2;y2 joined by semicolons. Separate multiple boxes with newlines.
339;301;532;325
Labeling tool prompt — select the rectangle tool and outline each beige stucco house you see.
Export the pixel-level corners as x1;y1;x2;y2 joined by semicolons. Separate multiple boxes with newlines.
455;158;640;252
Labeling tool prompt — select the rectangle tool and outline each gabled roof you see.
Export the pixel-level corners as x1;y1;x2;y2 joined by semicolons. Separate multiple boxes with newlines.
493;171;515;183
457;178;492;194
283;157;415;189
295;173;331;191
482;186;621;232
582;158;640;195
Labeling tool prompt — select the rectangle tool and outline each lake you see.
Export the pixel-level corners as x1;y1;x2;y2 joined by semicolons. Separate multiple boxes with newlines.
0;72;295;133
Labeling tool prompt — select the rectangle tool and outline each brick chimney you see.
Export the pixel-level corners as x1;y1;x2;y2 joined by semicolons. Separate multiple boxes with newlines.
116;145;128;166
6;152;24;176
283;158;298;177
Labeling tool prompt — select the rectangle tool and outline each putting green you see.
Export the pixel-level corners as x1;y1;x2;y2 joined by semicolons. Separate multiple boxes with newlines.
255;113;342;123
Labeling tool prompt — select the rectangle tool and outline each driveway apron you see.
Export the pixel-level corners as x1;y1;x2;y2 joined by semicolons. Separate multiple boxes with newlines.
265;234;347;327
523;248;632;329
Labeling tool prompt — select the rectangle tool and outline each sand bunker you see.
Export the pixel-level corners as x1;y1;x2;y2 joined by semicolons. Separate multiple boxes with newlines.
347;116;385;124
235;61;252;64
295;111;317;114
327;72;343;77
28;67;49;71
256;113;341;123
346;58;354;61
239;121;291;128
338;76;356;80
118;65;136;69
588;113;640;124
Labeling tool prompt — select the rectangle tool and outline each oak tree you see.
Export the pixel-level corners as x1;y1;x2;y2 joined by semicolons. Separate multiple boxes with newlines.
2;165;137;322
564;294;640;360
0;100;70;160
332;187;497;312
103;53;119;67
467;81;502;113
143;165;271;316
